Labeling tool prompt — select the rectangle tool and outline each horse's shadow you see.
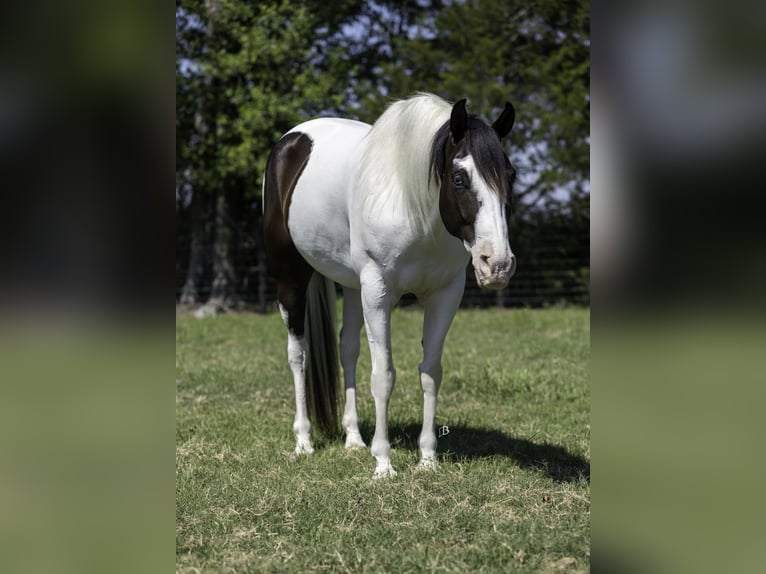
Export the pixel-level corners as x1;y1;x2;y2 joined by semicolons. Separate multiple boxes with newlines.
366;421;590;484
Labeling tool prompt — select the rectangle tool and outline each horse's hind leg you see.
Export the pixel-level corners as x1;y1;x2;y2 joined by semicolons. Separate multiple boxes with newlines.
278;280;314;455
340;287;366;449
417;272;465;469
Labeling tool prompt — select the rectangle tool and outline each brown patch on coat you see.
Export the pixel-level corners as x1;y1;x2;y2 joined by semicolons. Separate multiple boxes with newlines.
263;132;314;335
438;136;479;244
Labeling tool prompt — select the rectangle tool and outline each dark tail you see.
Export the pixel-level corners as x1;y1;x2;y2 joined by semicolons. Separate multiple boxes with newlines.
304;273;340;437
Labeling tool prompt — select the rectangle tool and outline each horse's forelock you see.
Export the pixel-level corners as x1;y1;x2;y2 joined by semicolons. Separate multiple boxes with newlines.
429;121;451;185
463;120;510;198
430;118;510;198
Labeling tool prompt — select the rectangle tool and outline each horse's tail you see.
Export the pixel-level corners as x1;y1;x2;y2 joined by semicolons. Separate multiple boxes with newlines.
304;273;340;437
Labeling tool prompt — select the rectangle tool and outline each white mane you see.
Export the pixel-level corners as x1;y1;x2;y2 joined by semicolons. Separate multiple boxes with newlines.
357;93;452;236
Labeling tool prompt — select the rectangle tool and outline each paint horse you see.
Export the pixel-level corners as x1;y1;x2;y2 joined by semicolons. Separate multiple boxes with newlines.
264;93;517;477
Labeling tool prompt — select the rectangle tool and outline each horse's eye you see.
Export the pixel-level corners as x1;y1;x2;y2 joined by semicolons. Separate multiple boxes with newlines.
452;174;464;187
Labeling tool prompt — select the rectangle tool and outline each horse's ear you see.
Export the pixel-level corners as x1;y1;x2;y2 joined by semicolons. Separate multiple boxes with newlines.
450;99;468;143
492;102;515;139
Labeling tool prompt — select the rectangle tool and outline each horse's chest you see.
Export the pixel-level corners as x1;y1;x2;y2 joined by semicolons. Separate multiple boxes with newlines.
393;241;469;295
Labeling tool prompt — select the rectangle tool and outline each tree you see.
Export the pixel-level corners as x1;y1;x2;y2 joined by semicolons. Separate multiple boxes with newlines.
176;0;362;308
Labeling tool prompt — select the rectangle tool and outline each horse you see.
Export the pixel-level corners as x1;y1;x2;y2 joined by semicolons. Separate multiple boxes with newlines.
263;93;517;478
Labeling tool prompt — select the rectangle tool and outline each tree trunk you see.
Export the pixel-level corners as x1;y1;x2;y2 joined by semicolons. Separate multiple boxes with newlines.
207;187;241;310
256;207;268;314
179;190;206;305
192;0;230;318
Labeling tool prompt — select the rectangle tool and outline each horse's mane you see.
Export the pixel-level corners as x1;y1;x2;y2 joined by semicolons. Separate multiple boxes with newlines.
358;93;451;236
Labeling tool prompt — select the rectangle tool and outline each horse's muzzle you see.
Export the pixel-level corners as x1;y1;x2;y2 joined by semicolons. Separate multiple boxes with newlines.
474;251;516;290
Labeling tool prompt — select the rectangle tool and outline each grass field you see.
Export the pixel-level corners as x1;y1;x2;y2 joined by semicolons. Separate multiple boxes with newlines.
176;305;590;573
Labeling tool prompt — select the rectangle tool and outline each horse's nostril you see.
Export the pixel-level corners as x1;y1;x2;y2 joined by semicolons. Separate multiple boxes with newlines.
507;255;517;276
478;254;491;276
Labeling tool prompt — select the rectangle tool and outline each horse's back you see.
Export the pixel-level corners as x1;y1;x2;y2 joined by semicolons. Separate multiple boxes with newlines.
284;118;371;288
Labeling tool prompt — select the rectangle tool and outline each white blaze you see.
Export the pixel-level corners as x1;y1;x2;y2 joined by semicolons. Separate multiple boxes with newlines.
454;155;515;288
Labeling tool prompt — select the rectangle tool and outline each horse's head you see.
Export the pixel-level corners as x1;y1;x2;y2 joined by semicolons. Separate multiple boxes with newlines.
431;99;517;290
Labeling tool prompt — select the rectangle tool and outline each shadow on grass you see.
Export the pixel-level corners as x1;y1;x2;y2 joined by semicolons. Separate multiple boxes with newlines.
382;421;590;484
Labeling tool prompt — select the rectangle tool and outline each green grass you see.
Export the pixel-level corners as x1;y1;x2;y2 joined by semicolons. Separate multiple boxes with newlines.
176;305;589;573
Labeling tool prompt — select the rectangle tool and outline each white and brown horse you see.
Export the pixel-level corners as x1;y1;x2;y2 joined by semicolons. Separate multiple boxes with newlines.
264;93;517;477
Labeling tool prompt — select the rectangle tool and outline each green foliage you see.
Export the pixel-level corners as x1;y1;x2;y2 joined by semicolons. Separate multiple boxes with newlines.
177;0;589;203
176;307;590;572
177;0;357;199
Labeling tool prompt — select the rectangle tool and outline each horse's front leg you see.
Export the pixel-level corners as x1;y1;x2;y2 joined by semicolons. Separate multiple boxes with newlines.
360;270;397;478
418;272;466;469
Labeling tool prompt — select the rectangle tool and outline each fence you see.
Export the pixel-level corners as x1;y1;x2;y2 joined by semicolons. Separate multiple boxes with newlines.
176;208;589;311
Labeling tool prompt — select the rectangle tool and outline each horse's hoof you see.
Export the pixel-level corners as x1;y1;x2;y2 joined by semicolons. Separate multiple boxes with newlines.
344;433;367;449
372;464;397;479
294;442;315;456
416;457;439;471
